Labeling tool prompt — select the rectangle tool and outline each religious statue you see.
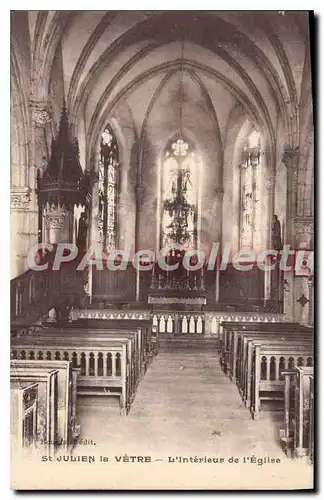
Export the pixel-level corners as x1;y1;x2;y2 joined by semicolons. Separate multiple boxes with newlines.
272;214;283;251
77;211;88;247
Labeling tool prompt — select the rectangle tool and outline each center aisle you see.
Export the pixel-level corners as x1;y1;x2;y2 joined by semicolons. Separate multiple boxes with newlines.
76;348;313;489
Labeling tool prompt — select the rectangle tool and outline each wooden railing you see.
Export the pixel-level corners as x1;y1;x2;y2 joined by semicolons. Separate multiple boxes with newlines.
204;311;285;338
152;311;205;335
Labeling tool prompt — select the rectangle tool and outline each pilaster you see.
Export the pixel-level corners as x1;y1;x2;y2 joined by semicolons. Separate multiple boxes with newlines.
282;148;299;246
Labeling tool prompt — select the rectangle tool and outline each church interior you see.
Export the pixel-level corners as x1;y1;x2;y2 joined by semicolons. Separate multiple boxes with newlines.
10;10;314;489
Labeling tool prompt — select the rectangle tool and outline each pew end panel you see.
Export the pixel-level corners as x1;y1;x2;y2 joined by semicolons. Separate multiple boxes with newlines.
10;369;59;455
250;345;313;421
10;381;39;454
10;359;79;451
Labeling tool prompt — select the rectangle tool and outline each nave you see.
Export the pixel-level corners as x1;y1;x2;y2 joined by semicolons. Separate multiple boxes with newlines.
75;346;313;490
10;11;314;491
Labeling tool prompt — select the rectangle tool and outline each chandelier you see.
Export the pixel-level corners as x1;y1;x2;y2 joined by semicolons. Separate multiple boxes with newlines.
163;39;196;248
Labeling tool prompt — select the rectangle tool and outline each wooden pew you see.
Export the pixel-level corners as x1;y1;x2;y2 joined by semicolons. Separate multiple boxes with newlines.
222;322;312;379
309;374;314;464
52;322;148;378
11;337;130;416
221;321;311;377
235;329;313;397
11;380;38;451
10;367;58;454
69;310;158;355
68;318;154;367
241;334;313;408
280;367;314;460
250;344;313;420
31;320;150;381
11;360;79;449
17;327;142;401
219;321;300;359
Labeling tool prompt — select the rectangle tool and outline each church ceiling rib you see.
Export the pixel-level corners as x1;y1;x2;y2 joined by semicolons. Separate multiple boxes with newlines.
137;70;177;185
81;39;277;159
26;11;311;157
11;56;30;185
66;13;286;141
39;11;76;100
87;59;269;168
66;13;161;120
260;26;299;147
66;12;118;110
186;69;223;173
31;11;47;68
79;41;160;139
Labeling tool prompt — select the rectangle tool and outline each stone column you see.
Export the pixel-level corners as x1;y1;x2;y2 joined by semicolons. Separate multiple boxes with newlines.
308;276;314;326
11;101;52;277
135;184;144;302
264;172;275;304
10;188;32;277
214;187;224;303
293;218;314;324
282;148;299;245
31;101;52;242
282;149;299;320
239;162;253;248
89;170;100;246
252;157;262;251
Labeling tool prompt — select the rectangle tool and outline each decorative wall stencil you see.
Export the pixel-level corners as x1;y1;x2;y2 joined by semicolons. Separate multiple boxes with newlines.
297;294;309;308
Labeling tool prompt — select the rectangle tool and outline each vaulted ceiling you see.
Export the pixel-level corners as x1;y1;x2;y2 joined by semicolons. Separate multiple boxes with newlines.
11;11;313;168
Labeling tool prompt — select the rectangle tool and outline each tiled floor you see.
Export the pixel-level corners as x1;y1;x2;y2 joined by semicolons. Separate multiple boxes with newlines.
74;348;314;490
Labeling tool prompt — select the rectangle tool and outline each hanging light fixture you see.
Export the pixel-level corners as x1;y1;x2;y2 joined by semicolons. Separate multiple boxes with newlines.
162;38;196;249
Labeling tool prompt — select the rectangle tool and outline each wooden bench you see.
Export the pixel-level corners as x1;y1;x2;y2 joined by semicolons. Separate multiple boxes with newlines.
53;321;149;378
250;344;313;420
220;322;312;375
280;366;314;460
221;322;311;378
32;320;151;381
219;321;297;357
11;380;38;452
17;327;142;402
241;334;313;409
309;374;314;464
234;328;313;382
68;318;154;366
228;326;313;391
10;367;59;454
11;360;79;449
220;321;303;368
11;338;130;415
69;310;158;355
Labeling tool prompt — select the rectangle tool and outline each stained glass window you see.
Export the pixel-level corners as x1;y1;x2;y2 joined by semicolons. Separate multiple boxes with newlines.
240;130;261;249
161;137;198;249
98;124;118;251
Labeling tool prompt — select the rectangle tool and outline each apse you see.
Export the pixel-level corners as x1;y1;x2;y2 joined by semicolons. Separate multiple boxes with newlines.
138;67;221;252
